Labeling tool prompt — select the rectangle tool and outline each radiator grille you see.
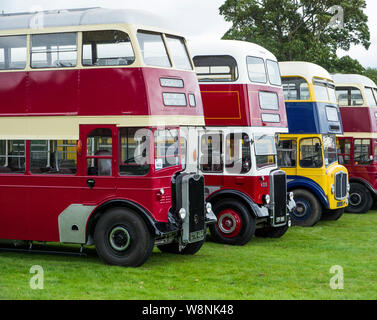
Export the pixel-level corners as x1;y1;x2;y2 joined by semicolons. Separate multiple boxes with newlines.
271;170;287;225
189;175;205;233
335;172;348;200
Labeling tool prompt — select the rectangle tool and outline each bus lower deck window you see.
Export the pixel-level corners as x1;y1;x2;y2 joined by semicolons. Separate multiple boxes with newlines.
0;140;25;173
30;140;77;175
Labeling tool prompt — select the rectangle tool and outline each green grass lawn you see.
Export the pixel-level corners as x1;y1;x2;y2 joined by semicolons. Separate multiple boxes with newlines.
0;211;376;300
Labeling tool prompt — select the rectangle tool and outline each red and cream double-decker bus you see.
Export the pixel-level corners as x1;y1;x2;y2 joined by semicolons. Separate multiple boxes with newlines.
191;40;295;245
334;73;377;213
0;8;215;267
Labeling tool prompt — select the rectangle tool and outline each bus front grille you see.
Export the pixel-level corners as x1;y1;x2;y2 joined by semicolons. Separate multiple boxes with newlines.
270;170;287;226
335;172;348;200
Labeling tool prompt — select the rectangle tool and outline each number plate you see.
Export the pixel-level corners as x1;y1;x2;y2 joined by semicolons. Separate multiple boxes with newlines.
337;201;344;208
189;230;204;242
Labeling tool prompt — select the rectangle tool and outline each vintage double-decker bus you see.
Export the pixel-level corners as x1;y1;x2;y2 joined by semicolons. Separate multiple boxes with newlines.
334;73;377;213
0;8;216;267
278;62;349;227
190;40;295;245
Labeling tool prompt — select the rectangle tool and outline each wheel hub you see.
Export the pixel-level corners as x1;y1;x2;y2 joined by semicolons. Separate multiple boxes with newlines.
217;210;242;238
349;193;362;207
109;226;131;252
293;201;308;218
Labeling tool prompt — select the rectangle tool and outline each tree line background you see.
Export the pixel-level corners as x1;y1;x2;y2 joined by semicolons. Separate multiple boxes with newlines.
219;0;377;84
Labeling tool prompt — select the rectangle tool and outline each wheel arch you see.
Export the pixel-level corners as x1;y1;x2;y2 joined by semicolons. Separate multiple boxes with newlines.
86;199;160;243
349;178;377;196
206;189;264;218
287;177;329;209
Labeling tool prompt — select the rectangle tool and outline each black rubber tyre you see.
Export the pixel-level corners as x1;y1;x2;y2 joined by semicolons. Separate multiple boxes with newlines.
346;183;373;214
94;207;154;267
158;239;205;255
209;199;255;245
255;224;289;238
321;208;344;221
290;189;322;227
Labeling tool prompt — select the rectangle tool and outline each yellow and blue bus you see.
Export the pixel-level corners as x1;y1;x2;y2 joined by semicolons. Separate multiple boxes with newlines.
277;62;349;227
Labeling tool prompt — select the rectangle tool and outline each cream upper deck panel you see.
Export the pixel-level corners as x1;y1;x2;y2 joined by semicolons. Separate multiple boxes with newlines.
190;39;280;86
279;61;333;83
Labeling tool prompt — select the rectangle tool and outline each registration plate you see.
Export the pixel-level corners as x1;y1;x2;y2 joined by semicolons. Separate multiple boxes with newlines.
189;230;205;242
337;201;344;208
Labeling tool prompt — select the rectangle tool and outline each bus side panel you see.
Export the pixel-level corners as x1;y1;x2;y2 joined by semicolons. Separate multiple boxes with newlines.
340;107;374;133
0;175;30;240
28;70;79;115
79;68;149;116
27;176;82;242
0;71;28;115
115;174;174;223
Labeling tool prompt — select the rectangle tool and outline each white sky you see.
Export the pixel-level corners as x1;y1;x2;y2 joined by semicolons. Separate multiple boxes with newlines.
1;0;376;68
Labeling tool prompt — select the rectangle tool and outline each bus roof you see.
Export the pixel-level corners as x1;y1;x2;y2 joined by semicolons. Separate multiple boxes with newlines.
190;39;277;62
0;7;171;32
332;73;377;88
279;61;332;83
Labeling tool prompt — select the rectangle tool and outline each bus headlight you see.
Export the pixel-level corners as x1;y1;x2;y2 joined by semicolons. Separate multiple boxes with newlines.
262;194;271;205
347;183;350;193
289;192;294;201
179;208;187;220
331;184;335;195
206;202;212;213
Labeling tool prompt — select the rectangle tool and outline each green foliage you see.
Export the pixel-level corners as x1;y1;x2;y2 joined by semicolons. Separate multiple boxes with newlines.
364;68;377;85
219;0;370;74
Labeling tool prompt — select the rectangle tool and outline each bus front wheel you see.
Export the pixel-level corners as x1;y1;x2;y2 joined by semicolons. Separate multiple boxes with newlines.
209;199;255;245
290;189;322;227
346;183;373;214
94;207;154;267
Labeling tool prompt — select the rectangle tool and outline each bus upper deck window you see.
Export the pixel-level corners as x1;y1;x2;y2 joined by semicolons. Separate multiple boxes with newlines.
328;83;337;103
31;33;77;68
82;30;135;67
137;31;171;68
0;35;27;70
193;55;238;82
266;60;282;86
335;88;349;106
165;36;192;70
350;88;364;106
313;80;329;101
282;77;310;101
247;56;267;83
365;87;377;107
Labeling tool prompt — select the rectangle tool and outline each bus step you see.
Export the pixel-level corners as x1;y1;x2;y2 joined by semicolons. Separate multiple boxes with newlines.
0;242;88;258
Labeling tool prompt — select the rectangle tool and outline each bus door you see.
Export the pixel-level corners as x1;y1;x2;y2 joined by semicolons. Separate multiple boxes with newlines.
79;125;117;205
199;130;224;188
277;138;298;177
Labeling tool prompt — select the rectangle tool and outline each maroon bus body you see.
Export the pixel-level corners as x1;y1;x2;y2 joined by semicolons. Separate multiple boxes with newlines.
0;66;202;243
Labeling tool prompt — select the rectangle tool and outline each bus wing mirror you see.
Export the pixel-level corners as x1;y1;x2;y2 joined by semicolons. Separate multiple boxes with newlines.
77;140;83;156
